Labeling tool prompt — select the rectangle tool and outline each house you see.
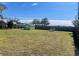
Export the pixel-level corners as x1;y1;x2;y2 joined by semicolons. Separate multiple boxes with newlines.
16;23;35;30
0;20;7;29
23;24;35;30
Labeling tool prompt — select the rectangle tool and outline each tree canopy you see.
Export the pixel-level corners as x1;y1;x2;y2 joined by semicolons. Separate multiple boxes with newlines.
0;3;6;13
72;17;79;27
32;19;40;25
41;18;49;26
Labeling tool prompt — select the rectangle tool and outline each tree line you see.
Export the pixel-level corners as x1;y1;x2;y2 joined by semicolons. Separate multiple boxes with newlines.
0;17;50;29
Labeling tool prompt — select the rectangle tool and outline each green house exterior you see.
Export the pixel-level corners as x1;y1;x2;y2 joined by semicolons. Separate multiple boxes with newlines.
23;24;35;30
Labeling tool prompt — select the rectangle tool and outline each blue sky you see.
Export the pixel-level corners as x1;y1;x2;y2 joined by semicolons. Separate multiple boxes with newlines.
1;2;77;20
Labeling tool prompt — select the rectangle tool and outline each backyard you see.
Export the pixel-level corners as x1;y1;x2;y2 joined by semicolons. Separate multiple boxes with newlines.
0;29;74;56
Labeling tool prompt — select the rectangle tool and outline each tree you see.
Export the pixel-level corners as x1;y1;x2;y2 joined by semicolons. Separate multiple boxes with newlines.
0;15;3;19
7;20;19;28
32;19;40;25
7;20;14;28
0;4;6;13
72;17;79;27
0;3;6;19
41;18;49;26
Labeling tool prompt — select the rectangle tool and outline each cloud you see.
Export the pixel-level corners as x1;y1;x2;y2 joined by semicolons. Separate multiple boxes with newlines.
32;3;38;6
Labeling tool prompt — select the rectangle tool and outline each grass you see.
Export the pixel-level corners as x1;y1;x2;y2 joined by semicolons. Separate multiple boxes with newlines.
0;29;74;56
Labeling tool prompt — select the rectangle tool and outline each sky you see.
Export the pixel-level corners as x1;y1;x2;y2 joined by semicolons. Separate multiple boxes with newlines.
0;2;78;26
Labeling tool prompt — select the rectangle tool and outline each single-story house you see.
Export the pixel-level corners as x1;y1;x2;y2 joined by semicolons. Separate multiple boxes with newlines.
16;23;35;30
0;20;7;29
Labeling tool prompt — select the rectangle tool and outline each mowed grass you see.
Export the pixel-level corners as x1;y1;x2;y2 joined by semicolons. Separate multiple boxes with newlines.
0;29;74;56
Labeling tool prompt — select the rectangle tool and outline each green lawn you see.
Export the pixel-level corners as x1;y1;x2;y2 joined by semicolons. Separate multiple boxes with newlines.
0;29;74;56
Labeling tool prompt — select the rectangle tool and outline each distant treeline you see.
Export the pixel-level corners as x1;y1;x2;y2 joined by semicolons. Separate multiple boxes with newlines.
35;25;75;32
0;19;76;32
